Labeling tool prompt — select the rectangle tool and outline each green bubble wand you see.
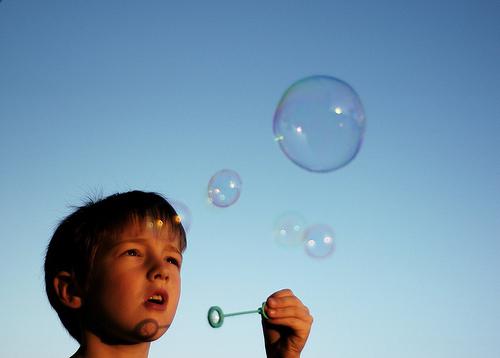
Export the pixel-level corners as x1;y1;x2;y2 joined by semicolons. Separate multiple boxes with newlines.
207;302;269;328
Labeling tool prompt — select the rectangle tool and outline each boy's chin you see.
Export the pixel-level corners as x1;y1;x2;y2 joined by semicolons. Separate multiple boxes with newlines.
133;319;170;342
89;319;171;345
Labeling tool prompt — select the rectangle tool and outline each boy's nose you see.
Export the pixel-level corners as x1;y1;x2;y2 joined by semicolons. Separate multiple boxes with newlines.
148;260;170;281
153;271;168;280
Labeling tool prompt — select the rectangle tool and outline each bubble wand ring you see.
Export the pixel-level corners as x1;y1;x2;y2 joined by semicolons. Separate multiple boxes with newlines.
207;303;269;328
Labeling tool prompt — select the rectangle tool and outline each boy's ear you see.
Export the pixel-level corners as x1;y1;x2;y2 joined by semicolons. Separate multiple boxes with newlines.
53;271;83;309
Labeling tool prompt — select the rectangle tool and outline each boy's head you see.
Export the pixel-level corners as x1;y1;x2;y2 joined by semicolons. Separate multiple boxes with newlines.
44;190;187;344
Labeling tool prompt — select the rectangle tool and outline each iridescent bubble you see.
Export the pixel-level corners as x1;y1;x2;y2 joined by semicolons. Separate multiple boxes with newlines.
207;169;242;208
273;212;307;247
168;199;192;233
273;75;366;172
303;224;335;258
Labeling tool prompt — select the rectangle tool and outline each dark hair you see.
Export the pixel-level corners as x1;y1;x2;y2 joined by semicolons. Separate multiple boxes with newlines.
44;190;187;342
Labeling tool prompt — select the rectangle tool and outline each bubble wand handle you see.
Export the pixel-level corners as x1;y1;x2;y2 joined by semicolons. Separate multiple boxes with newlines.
223;309;260;317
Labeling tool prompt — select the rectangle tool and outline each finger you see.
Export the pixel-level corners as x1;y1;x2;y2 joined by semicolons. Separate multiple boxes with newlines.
265;316;314;333
267;295;304;309
268;288;295;299
266;305;311;320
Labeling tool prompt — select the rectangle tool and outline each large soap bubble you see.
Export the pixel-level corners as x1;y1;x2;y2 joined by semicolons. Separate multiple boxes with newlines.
273;75;366;172
207;169;242;208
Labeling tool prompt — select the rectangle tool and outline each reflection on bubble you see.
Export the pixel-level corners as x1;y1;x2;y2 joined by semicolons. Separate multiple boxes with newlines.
207;169;242;208
273;75;366;172
210;309;220;324
303;224;335;258
273;212;307;247
169;199;192;233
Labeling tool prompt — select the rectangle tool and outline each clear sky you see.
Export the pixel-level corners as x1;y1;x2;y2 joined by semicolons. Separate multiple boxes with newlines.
1;0;499;357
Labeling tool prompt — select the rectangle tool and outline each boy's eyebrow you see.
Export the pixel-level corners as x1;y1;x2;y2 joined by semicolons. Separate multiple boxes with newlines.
113;237;183;256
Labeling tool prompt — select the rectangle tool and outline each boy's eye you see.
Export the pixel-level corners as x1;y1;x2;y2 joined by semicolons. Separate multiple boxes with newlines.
166;257;180;267
124;249;141;257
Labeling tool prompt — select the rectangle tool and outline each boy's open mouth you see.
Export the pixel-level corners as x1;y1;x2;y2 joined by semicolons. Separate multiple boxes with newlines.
147;294;165;304
144;289;168;310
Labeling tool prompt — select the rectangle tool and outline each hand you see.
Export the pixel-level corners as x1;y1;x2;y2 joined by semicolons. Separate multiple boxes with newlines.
261;289;313;358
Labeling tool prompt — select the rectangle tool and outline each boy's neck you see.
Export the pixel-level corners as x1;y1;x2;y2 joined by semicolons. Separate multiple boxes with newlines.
71;334;151;358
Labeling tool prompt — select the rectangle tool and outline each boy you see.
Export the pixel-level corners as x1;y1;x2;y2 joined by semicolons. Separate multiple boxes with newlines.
45;190;313;357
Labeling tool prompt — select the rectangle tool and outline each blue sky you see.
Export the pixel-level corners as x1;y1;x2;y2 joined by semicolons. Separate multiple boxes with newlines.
0;0;499;357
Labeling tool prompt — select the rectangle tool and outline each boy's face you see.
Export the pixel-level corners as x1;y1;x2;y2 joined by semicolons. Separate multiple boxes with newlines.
83;219;183;343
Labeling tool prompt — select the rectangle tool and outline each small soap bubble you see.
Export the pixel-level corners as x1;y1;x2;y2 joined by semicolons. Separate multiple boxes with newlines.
169;199;192;233
207;169;242;208
273;75;366;172
303;224;335;258
209;309;221;324
273;212;307;247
